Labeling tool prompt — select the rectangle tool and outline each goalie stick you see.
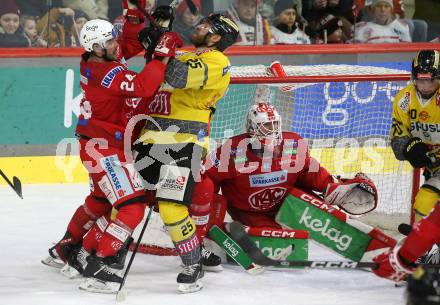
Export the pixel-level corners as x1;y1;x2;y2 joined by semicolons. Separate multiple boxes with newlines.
0;169;23;199
225;222;294;266
116;204;156;302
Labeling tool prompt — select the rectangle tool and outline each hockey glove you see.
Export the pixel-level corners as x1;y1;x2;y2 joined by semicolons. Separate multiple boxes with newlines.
123;0;147;23
152;5;174;29
403;137;431;168
324;173;378;215
153;31;183;58
372;245;415;282
137;26;164;53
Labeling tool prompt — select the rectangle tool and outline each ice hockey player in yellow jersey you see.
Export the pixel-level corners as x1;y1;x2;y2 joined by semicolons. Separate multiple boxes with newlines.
135;14;239;293
390;50;440;223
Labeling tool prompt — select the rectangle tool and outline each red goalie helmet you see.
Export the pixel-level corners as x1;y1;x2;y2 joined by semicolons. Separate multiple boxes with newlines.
246;102;282;147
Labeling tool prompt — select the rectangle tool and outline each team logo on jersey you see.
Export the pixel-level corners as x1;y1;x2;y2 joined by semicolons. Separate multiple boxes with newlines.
419;111;430;121
249;170;287;187
176;176;186;185
101;66;125;88
398;92;410;112
436;93;440;107
248;187;287;210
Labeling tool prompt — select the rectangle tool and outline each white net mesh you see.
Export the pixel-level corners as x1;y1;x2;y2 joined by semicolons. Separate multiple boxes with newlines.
136;64;414;253
211;64;413;231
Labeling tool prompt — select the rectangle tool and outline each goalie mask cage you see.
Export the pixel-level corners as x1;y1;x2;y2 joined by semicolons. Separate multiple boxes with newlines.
133;64;418;256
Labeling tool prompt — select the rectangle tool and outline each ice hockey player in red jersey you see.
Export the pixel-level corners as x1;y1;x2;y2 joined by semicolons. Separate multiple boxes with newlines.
190;99;377;242
372;203;440;282
41;0;183;293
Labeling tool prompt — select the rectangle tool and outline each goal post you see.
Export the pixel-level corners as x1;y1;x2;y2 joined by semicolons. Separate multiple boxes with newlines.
133;63;418;255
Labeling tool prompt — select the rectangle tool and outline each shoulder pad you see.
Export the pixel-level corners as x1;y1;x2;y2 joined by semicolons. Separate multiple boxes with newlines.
282;131;303;140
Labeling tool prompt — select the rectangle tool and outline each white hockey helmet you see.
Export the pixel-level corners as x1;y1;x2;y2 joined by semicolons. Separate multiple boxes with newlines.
80;19;115;52
246;102;282;146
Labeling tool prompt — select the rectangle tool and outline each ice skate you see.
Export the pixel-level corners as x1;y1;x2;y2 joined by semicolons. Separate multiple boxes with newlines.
79;254;123;294
177;262;204;293
61;246;89;279
201;246;223;272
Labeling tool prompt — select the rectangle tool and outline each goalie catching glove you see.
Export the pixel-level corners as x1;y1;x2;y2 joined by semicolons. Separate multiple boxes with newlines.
324;173;378;215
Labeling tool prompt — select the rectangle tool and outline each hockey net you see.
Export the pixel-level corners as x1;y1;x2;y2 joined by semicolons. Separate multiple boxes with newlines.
133;64;416;255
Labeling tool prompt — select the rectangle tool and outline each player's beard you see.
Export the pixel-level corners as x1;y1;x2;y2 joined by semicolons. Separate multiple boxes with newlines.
104;44;120;61
190;33;208;48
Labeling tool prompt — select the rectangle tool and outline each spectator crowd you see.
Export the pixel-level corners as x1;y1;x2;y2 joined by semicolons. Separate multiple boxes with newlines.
1;0;439;48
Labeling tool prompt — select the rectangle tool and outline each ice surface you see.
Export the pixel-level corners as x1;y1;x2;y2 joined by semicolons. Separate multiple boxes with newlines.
0;184;405;305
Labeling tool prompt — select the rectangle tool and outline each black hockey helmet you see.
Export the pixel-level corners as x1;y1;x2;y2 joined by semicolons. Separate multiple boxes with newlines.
406;267;440;305
412;50;440;80
202;14;239;51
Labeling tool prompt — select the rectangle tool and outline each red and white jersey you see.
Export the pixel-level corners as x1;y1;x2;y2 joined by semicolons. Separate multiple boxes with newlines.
204;132;334;216
75;20;166;149
270;26;311;45
353;19;411;43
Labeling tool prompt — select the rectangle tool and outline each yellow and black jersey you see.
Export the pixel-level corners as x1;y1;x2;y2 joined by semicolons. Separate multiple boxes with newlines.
391;83;440;149
140;49;231;149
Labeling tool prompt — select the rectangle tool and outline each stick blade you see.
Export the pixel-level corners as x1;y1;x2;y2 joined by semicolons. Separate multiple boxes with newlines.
116;289;127;302
185;0;198;14
12;176;23;199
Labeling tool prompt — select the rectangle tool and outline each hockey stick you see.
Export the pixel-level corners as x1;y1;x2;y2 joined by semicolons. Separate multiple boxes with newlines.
227;221;379;269
184;0;198;15
116;203;156;302
0;169;23;199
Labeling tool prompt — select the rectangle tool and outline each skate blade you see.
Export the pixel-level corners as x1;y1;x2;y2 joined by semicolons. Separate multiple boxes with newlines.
178;279;203;293
78;278;120;294
116;289;127;302
41;256;64;269
203;264;223;272
60;264;82;279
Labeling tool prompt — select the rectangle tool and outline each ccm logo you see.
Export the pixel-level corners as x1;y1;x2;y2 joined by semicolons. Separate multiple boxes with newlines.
261;230;295;238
